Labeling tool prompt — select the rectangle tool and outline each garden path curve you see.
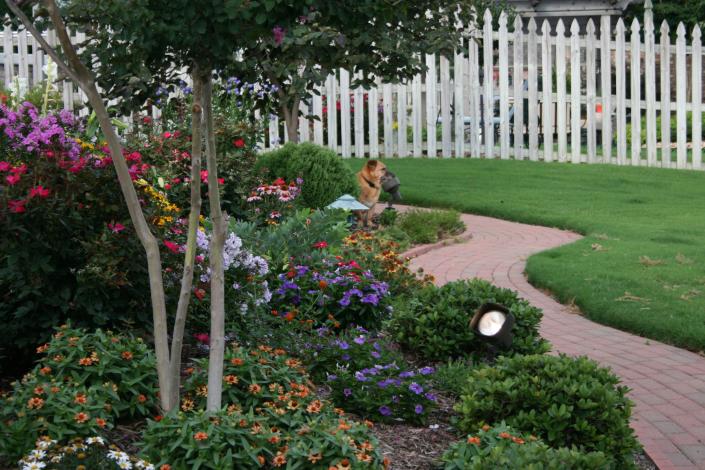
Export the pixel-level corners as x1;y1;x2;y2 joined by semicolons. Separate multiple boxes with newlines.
396;205;705;470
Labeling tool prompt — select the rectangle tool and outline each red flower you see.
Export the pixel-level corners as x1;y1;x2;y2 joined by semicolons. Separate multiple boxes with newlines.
218;178;224;185
273;177;285;186
163;240;181;254
163;131;172;139
5;173;20;185
143;116;152;124
11;164;27;175
194;333;209;344
313;241;328;249
200;170;209;184
108;222;125;233
29;186;50;198
8;199;26;213
0;161;10;172
194;288;206;301
233;138;245;148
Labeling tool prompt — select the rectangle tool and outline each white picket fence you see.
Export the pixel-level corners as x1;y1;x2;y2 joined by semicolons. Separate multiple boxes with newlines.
2;6;704;170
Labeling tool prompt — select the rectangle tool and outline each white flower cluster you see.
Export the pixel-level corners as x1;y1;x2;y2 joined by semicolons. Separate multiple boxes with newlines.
197;230;269;283
19;437;154;470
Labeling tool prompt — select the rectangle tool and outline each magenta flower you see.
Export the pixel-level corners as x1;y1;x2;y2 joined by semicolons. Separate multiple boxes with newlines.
29;185;50;198
273;26;286;46
108;222;126;233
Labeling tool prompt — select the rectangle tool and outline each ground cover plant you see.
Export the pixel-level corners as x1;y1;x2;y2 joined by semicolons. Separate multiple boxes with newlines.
441;422;612;470
456;354;639;468
388;279;550;361
348;158;705;352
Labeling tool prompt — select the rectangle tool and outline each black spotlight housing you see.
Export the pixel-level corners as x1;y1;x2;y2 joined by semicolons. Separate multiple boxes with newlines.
469;302;515;349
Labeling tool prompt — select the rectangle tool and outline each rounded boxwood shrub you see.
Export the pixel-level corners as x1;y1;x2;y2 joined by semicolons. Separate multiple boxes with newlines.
455;354;640;467
442;423;612;470
256;143;357;209
388;279;550;361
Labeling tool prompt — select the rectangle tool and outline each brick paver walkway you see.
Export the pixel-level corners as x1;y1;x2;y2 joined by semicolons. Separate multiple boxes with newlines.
401;208;705;470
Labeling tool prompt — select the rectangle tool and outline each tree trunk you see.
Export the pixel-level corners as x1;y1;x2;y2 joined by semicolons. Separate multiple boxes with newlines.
202;76;227;412
281;98;300;144
11;0;173;411
167;69;204;408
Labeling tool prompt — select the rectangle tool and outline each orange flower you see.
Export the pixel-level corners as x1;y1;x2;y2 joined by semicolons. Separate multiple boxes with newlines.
36;343;49;354
364;420;374;428
334;407;345;415
306;400;323;414
160;465;171;470
258;345;273;353
230;358;244;366
258;358;268;365
285;358;301;368
27;397;44;409
355;452;372;463
39;366;52;376
318;280;328;289
111;337;120;343
257;455;266;466
74;393;87;404
283;312;295;321
467;436;481;445
33;386;44;395
78;357;93;366
359;441;374;451
338;419;351;431
336;458;351;470
137;394;147;403
272;452;286;467
268;435;280;444
498;432;512;439
95;418;107;428
50;386;60;393
273;348;286;356
74;412;89;423
121;351;133;360
52;354;64;362
287;400;300;410
184;367;194;375
181;398;194;411
482;424;491;432
308;452;323;463
249;384;262;394
154;415;163;422
383;457;391;469
512;437;525;445
224;374;239;385
194;432;208;441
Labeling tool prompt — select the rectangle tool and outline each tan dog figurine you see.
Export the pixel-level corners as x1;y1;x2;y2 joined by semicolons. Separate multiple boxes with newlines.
356;159;387;227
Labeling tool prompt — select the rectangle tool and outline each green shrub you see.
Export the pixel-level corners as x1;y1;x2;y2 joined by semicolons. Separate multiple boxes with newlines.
19;436;155;470
442;422;612;470
397;209;465;244
456;354;639;467
141;408;387;470
378;208;398;227
257;143;357;209
388;279;550;361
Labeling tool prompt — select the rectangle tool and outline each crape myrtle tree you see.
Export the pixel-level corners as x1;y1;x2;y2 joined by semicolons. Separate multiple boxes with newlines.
232;1;482;142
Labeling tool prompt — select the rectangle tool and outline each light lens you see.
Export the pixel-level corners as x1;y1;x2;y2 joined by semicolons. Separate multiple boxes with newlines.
477;310;506;336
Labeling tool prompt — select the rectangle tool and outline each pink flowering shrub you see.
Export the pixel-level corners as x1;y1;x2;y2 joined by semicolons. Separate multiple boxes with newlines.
244;177;302;225
0;103;158;372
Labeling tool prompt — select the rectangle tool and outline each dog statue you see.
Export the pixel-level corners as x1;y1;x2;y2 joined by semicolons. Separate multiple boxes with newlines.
356;159;387;228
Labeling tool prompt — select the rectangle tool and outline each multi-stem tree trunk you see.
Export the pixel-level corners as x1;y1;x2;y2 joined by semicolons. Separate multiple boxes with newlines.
202;76;227;411
281;97;300;144
168;70;204;408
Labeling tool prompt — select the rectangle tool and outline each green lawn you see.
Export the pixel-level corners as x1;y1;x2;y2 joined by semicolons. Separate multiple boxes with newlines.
347;158;705;352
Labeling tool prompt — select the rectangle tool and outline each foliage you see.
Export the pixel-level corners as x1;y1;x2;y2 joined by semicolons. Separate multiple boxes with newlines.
19;436;155;470
624;1;705;38
340;231;434;296
388;279;550;361
377;208;398;227
268;255;392;331
141;408;388;470
442;422;612;470
235;208;349;272
626;111;705;146
0;103;154;372
305;327;438;424
433;358;476;397
456;354;640;467
396;209;465;245
257;143;358;208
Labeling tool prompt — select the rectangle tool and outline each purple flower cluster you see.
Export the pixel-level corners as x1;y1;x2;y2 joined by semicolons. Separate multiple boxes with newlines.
0;103;82;160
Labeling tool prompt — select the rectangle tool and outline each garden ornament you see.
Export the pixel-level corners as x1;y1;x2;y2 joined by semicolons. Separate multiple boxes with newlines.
326;194;371;211
470;302;515;349
381;170;402;209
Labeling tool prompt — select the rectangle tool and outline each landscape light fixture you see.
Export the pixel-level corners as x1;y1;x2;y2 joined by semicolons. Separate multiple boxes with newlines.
470;302;515;349
381;170;402;210
326;194;370;226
